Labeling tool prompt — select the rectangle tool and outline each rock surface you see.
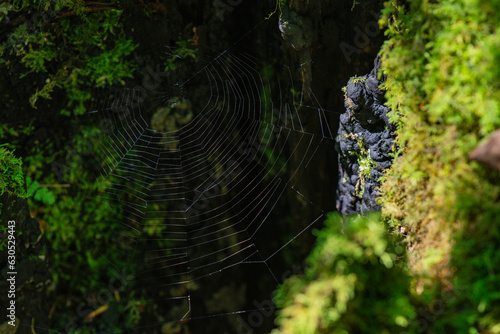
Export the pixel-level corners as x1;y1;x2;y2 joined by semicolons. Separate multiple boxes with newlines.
469;129;500;171
336;57;396;215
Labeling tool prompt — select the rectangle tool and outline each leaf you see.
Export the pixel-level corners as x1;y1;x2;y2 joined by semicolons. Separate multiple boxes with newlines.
34;187;56;205
26;176;39;197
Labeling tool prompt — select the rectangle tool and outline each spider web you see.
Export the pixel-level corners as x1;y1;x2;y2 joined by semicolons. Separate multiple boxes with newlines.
54;21;338;332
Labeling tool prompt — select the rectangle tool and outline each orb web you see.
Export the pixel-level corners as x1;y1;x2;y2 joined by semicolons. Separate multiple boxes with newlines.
54;25;339;332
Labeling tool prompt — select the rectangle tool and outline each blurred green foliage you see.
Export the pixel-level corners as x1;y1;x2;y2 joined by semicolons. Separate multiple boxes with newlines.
273;212;415;334
26;176;56;205
33;125;133;293
20;125;143;331
0;0;137;114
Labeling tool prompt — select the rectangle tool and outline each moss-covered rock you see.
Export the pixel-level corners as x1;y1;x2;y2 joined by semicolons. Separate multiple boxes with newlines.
336;57;396;215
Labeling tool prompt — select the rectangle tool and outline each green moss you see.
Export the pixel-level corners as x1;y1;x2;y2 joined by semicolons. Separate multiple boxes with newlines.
1;1;137;114
379;0;500;331
345;133;378;198
347;75;368;86
0;146;27;198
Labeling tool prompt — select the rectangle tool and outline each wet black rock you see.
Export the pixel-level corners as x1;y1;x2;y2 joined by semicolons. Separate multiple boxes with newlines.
336;57;397;215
